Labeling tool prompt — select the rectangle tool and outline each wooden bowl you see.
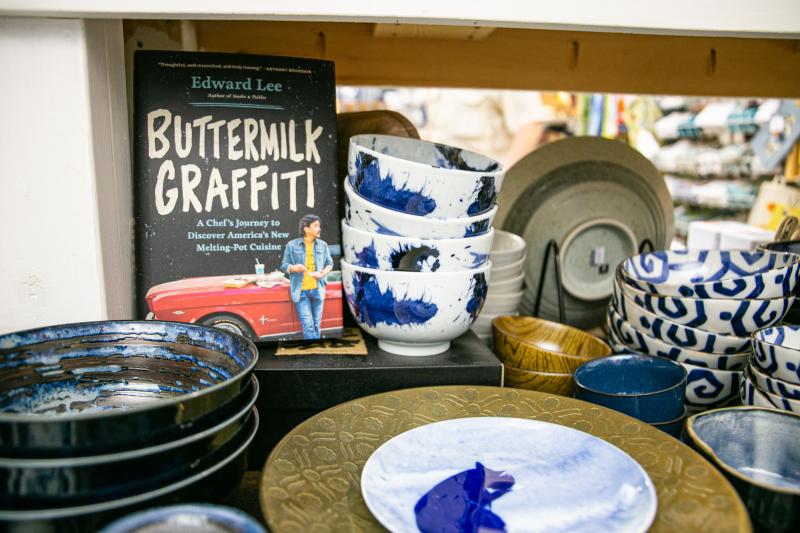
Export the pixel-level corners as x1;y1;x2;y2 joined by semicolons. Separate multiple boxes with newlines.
503;364;575;396
492;316;611;373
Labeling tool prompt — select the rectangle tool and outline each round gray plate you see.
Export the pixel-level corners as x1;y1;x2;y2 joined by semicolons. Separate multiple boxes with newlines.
499;137;673;330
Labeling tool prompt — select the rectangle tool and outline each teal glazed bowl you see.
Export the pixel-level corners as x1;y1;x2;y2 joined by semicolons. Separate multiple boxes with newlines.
573;354;687;423
686;407;800;533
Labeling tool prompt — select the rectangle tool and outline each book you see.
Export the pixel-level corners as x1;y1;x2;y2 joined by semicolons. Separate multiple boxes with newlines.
133;50;343;342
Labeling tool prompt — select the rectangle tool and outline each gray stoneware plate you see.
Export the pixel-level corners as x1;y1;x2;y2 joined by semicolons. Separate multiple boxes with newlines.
498;137;673;330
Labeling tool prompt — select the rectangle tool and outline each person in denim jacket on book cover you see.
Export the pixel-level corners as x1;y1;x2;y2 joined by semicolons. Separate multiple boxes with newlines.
281;214;333;339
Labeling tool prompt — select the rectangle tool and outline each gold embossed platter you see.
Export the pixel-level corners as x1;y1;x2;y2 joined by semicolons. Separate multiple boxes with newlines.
260;386;751;533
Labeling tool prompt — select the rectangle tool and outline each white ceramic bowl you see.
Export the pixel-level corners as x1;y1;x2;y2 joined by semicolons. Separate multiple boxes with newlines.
747;362;800;400
617;271;794;336
622;250;800;299
341;221;492;272
607;306;749;371
612;281;750;354
490;230;527;267
682;360;742;409
341;260;490;356
344;180;497;239
491;255;526;282
751;325;800;385
481;290;524;315
347;134;504;218
488;272;525;294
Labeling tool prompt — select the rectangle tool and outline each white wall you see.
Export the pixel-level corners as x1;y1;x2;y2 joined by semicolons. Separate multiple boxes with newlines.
0;18;132;333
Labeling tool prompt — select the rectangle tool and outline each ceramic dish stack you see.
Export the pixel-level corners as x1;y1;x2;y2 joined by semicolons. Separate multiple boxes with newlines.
342;134;504;356
491;316;611;396
0;321;259;532
471;230;527;344
742;325;800;413
607;249;800;413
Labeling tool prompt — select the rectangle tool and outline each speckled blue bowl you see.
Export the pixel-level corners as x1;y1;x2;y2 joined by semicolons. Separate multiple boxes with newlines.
574;354;687;423
0;321;257;457
99;504;266;533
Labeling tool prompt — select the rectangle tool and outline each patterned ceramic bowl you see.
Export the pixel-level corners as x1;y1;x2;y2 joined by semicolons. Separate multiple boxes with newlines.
341;220;493;272
682;361;742;409
344;180;497;239
612;280;750;354
607;306;749;370
752;326;800;385
622;250;800;299
341;260;490;356
745;366;800;413
347;134;504;218
747;362;800;400
618;269;794;336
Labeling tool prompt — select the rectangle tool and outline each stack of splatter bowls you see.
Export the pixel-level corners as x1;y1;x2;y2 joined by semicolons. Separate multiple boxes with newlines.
342;134;503;356
0;321;259;531
742;325;800;413
607;249;800;412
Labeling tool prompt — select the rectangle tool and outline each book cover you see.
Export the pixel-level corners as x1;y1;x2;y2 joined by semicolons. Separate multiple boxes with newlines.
133;50;342;342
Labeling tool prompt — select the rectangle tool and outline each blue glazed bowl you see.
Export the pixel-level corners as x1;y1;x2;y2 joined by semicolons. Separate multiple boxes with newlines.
686;407;800;533
99;504;266;533
651;406;687;438
622;249;800;300
347;134;505;218
573;354;687;423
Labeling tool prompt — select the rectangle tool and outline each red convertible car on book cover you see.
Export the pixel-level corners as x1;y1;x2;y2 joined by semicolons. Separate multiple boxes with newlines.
145;271;344;341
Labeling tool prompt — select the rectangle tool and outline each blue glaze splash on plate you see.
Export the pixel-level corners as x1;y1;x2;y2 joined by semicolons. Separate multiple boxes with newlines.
360;417;657;533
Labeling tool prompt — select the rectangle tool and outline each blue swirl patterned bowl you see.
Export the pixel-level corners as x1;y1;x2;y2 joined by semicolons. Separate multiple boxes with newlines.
347;134;505;218
99;504;266;533
341;259;490;356
607;306;749;370
612;279;750;354
617;271;793;336
344;179;497;239
748;361;800;401
685;407;800;533
622;250;800;299
682;360;742;409
752;325;800;385
341;220;493;272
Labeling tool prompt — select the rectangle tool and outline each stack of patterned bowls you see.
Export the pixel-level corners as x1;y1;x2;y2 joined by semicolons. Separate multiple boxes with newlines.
472;230;527;344
491;316;611;395
342;134;504;356
0;321;259;531
742;325;800;413
607;249;800;412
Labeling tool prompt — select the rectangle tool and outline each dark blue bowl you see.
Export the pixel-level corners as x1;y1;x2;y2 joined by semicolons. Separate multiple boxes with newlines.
0;321;257;457
99;504;266;533
574;353;687;423
651;406;687;438
686;407;800;533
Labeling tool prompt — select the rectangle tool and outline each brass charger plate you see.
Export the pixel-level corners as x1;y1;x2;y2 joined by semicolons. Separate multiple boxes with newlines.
260;386;750;533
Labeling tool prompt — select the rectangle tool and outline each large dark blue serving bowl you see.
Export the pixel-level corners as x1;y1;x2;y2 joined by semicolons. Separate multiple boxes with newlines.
761;241;800;325
0;321;257;457
0;409;259;533
574;353;687;423
0;376;258;507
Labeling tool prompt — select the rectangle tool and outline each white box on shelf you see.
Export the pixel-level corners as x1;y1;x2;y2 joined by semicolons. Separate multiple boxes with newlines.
688;220;774;250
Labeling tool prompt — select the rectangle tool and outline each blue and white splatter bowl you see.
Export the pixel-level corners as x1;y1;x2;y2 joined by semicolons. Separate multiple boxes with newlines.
344;180;497;239
622;250;800;300
341;260;490;356
347;134;504;219
752;325;800;385
617;275;794;336
341;220;492;272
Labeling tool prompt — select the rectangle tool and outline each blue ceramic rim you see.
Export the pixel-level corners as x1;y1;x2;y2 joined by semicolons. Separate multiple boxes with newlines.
651;405;688;427
0;320;258;423
0;375;258;467
341;218;496;244
574;354;688;398
747;361;800;396
751;324;800;351
746;365;800;409
342;258;492;278
686;406;800;495
492;316;611;361
344;179;499;225
349;134;505;176
0;408;259;520
99;504;266;533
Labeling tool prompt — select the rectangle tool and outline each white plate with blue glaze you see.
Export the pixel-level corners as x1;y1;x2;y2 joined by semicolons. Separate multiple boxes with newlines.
360;417;657;533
